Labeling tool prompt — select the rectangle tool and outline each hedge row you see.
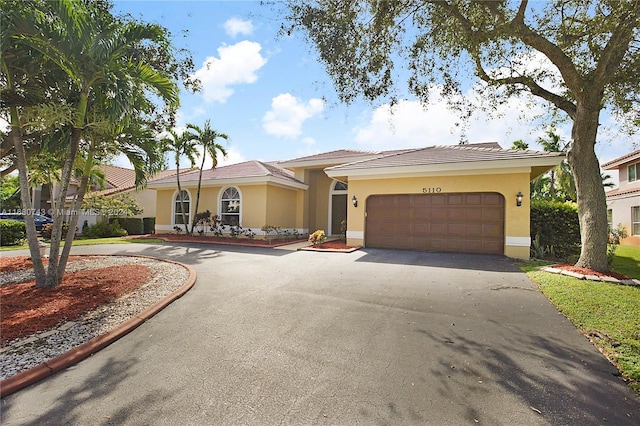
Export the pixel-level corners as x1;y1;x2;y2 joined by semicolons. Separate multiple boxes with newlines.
530;201;581;258
106;217;155;235
0;220;25;246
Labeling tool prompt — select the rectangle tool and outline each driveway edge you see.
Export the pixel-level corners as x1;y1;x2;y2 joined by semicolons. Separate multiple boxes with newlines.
0;255;197;398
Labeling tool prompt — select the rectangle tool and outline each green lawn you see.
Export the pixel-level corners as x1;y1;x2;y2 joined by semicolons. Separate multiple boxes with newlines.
610;245;640;279
0;237;165;251
521;246;640;396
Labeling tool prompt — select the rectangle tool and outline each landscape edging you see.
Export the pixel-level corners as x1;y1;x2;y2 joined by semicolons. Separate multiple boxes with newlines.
0;255;196;398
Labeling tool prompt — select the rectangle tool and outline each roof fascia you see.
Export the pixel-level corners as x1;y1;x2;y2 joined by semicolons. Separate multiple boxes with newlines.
325;157;564;179
148;175;308;190
602;151;640;170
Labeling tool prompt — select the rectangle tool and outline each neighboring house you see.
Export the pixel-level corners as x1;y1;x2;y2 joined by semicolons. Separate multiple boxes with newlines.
34;165;188;230
149;142;564;260
602;150;640;246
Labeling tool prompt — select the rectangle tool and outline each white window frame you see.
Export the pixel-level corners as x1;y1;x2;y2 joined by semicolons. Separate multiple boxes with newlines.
632;206;640;236
629;163;639;182
173;189;191;227
219;187;242;226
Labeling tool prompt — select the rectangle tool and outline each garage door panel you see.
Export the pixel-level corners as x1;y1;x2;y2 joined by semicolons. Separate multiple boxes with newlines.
447;208;464;221
483;224;503;238
447;194;463;205
447;223;465;236
366;193;504;254
464;207;484;222
431;209;448;221
465;223;483;237
465;194;483;205
483;193;503;205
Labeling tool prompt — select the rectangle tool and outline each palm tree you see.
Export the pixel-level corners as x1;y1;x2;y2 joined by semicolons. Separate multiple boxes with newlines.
186;120;228;235
3;0;179;287
537;129;567;200
161;129;198;233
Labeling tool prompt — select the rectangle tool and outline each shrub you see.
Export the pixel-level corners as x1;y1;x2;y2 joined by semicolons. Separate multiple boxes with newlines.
340;219;348;241
607;223;628;266
0;220;25;246
84;220;127;238
530;201;581;259
261;224;281;244
309;229;327;246
193;210;212;236
41;222;72;241
143;217;155;234
110;217;143;235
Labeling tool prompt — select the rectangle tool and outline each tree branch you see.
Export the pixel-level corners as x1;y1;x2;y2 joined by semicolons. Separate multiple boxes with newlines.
507;0;584;94
474;55;577;118
593;8;639;93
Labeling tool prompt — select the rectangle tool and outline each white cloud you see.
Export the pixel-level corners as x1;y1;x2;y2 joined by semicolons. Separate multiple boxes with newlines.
223;18;254;38
352;89;555;150
189;41;267;103
210;146;246;168
262;93;325;139
301;136;315;147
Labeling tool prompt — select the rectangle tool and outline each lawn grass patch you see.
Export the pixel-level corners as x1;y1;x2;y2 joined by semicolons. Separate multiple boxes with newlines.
524;267;640;396
610;245;640;279
0;237;165;251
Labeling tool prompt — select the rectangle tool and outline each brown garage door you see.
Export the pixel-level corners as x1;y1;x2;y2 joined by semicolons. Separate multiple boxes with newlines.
366;193;504;254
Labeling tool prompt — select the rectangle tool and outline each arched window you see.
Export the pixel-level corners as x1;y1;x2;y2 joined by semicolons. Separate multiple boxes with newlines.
220;187;241;226
174;190;190;225
334;181;348;191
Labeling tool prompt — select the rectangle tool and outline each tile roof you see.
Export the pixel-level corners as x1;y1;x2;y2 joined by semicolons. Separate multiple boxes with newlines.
601;149;640;170
74;166;194;198
279;149;378;164
605;187;640;198
149;160;304;186
326;144;564;172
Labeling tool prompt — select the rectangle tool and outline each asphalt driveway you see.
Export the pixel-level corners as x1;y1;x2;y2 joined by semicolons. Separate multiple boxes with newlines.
2;243;639;425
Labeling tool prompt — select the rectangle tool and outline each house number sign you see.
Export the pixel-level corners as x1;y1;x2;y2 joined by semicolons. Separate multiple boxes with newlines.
422;187;442;193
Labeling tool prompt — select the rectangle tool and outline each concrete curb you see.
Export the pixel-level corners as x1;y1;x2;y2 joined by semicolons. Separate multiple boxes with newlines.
0;255;197;398
542;266;640;286
143;236;308;248
297;245;362;253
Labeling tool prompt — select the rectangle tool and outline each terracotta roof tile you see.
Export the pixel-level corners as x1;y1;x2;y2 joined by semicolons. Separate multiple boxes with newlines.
78;166;196;198
601;149;640;170
150;161;304;186
279;149;377;164
326;144;564;171
605;187;640;198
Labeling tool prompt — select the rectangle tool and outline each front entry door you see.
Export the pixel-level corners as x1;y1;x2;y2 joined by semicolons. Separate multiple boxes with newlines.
331;194;347;236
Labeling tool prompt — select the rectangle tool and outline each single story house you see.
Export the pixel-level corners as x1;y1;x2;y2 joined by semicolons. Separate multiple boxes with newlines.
149;142;564;259
602;150;640;246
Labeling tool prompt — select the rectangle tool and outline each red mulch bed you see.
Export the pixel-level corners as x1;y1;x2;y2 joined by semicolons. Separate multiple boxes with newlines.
551;263;630;280
1;259;151;345
144;234;305;247
312;240;358;250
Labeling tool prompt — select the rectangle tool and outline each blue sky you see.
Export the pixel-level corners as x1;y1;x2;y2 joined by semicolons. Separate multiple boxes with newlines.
109;1;634;179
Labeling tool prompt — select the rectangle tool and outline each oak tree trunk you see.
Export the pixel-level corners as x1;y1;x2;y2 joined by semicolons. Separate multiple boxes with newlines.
567;102;609;272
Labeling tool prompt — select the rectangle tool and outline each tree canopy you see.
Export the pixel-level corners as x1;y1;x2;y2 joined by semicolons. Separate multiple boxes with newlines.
1;0;190;287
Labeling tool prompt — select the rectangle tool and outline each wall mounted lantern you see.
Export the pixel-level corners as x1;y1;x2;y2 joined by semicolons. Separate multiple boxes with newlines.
516;191;523;207
352;195;358;208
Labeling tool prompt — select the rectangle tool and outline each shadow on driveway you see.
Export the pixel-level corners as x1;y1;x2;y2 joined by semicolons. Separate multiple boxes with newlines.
355;248;523;273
